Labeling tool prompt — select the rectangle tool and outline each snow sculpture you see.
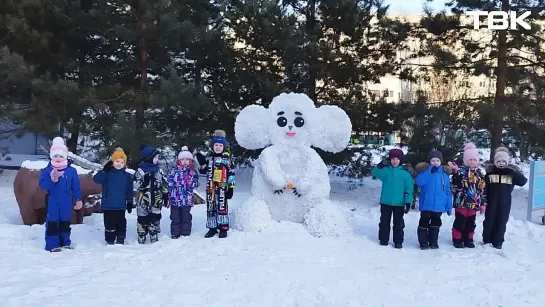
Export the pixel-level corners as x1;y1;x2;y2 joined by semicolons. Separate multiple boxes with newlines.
232;92;352;237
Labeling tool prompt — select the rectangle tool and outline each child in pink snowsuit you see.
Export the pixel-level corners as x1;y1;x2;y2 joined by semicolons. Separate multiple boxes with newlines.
448;143;487;249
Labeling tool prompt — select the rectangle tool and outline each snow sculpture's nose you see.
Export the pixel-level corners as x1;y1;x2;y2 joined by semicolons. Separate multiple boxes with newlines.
288;125;293;130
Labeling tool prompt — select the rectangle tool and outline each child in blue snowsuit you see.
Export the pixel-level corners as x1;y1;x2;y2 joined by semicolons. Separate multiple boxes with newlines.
38;137;82;252
93;148;133;245
414;150;453;250
167;146;200;238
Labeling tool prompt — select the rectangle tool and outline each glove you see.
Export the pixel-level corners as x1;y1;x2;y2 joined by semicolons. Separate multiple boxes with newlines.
126;201;133;214
404;204;411;214
480;205;486;215
162;194;170;208
103;161;113;171
227;175;235;185
446;209;452;216
377;160;389;169
431;166;438;173
226;188;234;199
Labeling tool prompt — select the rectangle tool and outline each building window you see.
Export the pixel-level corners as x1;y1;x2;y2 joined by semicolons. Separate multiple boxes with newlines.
389;91;394;97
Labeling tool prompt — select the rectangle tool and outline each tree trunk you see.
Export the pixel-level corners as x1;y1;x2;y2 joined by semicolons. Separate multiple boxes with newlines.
307;0;317;101
490;0;509;161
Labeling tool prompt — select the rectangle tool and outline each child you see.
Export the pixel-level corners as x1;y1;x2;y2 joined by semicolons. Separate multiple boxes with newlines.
93;148;133;245
168;146;200;238
133;144;169;244
448;142;486;248
415;150;453;250
483;147;527;249
38;137;82;252
200;130;235;238
372;148;414;249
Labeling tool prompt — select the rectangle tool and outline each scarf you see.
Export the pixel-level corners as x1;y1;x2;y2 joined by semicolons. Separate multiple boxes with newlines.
138;161;160;173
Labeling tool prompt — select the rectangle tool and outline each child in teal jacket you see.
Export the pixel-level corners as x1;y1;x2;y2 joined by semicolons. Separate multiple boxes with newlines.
372;148;414;249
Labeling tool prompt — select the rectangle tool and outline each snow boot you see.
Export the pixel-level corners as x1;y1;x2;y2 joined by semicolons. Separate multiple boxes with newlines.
171;235;180;239
492;243;502;249
50;247;62;252
106;241;115;245
379;241;388;246
464;241;475;248
115;239;125;245
138;235;146;244
394;243;402;249
417;227;429;250
218;230;228;238
205;228;218;238
428;226;440;249
453;241;464;248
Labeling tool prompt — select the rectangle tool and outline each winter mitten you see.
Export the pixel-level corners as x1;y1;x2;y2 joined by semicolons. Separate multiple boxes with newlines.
446;209;452;216
226;188;234;199
431;166;438;173
480;205;486;215
126;201;133;214
447;161;459;172
227;175;235;185
74;200;83;210
404;204;411;214
50;169;63;182
103;161;113;171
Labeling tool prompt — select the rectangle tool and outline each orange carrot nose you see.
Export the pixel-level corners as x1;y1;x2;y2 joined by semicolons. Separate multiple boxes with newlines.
286;182;294;189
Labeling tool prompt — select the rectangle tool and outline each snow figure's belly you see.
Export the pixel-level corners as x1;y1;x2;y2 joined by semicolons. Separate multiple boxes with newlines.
277;149;305;183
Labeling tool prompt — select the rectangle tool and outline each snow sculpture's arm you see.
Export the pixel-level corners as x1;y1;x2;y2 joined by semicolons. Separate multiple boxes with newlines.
296;149;328;195
258;146;287;190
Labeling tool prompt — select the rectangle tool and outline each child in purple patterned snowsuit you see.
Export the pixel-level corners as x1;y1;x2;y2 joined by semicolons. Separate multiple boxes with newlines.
168;146;199;238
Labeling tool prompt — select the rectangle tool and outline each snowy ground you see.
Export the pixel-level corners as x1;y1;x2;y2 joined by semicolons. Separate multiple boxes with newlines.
0;166;544;307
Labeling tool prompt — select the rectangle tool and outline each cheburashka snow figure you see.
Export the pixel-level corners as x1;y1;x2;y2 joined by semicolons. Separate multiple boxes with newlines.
133;144;169;244
482;146;527;249
232;92;352;237
38;137;83;252
200;130;236;238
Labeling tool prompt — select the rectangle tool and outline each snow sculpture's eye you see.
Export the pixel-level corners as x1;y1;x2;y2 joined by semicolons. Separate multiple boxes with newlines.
277;116;287;127
294;117;304;127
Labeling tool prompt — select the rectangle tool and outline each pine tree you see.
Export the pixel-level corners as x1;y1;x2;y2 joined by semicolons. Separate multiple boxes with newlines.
417;0;545;160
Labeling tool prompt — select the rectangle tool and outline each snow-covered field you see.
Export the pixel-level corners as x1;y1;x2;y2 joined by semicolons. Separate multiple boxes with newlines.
1;158;545;306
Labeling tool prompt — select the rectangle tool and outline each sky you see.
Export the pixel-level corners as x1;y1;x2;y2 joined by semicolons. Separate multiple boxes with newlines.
386;0;448;14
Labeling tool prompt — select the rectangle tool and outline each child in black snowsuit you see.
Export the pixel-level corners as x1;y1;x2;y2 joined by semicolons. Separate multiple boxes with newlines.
133;145;169;244
483;147;527;249
200;130;235;238
93;148;133;245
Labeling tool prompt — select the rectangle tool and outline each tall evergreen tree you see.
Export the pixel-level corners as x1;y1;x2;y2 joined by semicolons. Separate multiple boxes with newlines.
416;0;545;160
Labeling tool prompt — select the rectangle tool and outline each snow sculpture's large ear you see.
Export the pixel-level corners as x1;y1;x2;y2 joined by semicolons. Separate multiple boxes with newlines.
311;105;352;153
235;105;271;150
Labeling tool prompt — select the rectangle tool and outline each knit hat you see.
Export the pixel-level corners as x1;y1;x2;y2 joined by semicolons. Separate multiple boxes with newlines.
211;130;227;149
140;144;159;162
388;148;404;161
427;150;443;162
177;146;194;160
110;147;127;164
50;137;68;159
462;142;479;165
494;146;510;166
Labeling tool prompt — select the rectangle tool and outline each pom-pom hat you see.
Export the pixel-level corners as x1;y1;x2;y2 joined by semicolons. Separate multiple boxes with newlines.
177;146;194;160
50;137;68;159
140;144;159;162
462;142;479;165
110;147;127;164
427;150;443;162
211;130;227;147
494;146;510;165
